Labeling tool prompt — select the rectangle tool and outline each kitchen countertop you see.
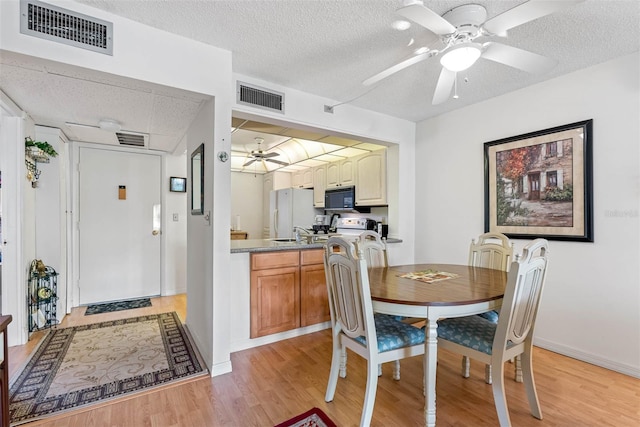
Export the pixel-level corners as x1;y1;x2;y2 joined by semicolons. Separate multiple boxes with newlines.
230;237;403;253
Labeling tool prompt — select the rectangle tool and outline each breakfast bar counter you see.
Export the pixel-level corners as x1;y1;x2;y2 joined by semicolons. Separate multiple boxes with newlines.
230;237;402;253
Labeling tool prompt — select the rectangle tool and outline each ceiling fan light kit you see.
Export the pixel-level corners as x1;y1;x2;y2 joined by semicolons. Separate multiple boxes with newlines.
440;42;482;72
364;0;585;104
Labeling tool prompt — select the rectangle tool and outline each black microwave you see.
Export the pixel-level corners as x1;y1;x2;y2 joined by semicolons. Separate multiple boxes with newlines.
325;186;355;210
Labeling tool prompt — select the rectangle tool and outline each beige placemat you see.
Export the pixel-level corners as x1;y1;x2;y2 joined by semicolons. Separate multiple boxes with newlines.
399;269;459;284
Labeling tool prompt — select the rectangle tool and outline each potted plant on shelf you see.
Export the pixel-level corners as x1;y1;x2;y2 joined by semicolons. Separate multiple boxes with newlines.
25;137;58;161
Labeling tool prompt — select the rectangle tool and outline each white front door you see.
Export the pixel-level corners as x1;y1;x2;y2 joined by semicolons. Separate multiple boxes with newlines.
79;147;161;305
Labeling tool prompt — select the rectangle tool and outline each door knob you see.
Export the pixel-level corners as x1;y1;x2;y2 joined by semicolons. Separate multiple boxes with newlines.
152;230;160;236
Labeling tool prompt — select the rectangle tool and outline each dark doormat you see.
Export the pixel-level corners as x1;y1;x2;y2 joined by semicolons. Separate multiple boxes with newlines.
84;298;152;315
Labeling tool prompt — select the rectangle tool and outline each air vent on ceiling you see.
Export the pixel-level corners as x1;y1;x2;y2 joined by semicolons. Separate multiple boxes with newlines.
20;0;113;55
116;132;148;148
237;82;284;113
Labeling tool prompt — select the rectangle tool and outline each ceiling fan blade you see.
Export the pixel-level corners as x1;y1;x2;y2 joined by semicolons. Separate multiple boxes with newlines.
397;3;456;35
482;42;557;74
363;52;431;86
266;158;289;166
242;159;256;167
432;68;456;105
261;152;279;158
483;0;585;35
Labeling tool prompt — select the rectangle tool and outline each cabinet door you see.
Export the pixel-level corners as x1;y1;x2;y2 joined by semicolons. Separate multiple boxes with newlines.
326;162;340;188
355;150;387;206
250;266;300;337
300;264;331;327
302;168;314;188
292;170;304;188
313;165;326;207
339;158;356;187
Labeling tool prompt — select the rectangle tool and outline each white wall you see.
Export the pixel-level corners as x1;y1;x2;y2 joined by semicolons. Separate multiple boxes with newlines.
164;153;187;294
230;171;263;239
415;53;640;377
34;126;68;319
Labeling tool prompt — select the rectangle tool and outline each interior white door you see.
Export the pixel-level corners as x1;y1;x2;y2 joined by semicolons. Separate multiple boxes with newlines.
79;147;161;305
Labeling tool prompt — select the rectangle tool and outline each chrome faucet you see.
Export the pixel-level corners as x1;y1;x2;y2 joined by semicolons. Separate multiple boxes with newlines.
293;226;312;243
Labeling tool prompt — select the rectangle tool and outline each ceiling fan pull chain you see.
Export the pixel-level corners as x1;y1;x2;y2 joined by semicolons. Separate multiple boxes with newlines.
453;72;459;99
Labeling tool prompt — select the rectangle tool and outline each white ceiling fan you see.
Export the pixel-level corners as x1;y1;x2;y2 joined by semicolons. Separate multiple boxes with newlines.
242;137;289;167
363;0;584;105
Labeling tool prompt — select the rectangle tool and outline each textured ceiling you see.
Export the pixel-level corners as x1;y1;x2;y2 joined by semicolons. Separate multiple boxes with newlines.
1;0;638;156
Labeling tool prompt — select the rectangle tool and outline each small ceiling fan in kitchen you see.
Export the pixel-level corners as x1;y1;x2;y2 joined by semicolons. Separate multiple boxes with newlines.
242;137;289;167
363;0;584;105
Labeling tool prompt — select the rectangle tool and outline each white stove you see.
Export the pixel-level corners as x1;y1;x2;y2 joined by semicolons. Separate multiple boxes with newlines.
335;217;376;241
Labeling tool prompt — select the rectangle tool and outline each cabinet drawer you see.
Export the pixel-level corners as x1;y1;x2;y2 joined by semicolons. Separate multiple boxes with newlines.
300;249;324;265
251;251;300;270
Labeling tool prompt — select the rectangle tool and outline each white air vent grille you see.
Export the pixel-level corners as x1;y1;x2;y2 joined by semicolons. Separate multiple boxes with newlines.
237;82;284;113
20;0;113;55
116;132;148;148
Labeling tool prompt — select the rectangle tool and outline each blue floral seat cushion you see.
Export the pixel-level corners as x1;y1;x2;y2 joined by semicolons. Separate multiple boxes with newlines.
437;315;499;355
353;314;425;352
478;310;500;323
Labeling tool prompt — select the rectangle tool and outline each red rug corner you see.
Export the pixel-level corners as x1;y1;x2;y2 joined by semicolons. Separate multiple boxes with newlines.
274;407;337;427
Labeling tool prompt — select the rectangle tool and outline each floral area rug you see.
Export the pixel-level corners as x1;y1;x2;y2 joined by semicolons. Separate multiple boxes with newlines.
399;269;460;284
84;297;152;315
274;407;337;427
9;312;207;425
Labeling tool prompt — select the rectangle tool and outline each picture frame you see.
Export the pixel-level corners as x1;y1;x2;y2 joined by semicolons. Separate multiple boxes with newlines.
169;176;186;192
484;119;593;242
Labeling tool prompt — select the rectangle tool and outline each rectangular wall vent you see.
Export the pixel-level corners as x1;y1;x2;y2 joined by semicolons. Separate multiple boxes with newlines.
116;132;148;148
20;0;113;55
237;82;284;113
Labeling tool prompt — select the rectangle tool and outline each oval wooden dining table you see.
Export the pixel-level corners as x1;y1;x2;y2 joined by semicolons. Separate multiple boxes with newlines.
367;263;508;427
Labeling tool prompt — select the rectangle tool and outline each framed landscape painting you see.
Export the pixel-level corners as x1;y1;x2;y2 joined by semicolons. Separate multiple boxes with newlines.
484;119;593;242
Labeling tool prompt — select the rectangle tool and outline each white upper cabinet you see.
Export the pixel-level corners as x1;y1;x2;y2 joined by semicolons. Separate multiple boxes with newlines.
326;158;355;189
313;165;326;207
355;149;387;206
292;168;313;188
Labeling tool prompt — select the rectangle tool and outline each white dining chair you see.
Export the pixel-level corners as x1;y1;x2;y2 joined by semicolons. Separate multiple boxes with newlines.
323;236;425;427
466;232;515;384
438;239;549;427
356;230;404;379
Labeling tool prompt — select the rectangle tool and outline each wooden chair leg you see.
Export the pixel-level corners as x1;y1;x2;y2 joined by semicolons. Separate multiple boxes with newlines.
462;356;470;378
485;363;492;384
325;342;342;402
339;347;347;378
514;355;523;383
521;350;542;420
490;361;511;427
361;360;379;427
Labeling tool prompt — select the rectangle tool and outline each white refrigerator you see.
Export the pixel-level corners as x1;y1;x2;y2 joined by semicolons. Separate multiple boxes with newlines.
269;188;315;238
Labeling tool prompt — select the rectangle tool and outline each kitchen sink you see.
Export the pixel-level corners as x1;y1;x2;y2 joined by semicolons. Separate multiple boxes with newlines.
269;238;299;242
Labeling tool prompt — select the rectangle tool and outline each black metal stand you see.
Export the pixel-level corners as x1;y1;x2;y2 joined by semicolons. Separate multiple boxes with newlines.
28;266;58;334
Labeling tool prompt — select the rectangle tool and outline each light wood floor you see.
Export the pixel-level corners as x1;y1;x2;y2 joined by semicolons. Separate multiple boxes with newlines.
9;295;640;426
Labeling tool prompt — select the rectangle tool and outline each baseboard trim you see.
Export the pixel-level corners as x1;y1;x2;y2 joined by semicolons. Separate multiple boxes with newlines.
210;360;232;377
230;322;331;353
535;337;640;379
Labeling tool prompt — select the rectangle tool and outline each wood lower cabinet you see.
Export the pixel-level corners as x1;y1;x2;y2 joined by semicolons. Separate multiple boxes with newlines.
250;249;329;338
300;249;331;327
